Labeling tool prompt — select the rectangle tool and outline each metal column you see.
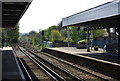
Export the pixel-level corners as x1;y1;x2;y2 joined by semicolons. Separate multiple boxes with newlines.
113;27;116;43
87;27;90;52
41;30;44;49
67;27;70;47
0;1;2;81
90;28;93;50
107;27;111;43
118;25;120;59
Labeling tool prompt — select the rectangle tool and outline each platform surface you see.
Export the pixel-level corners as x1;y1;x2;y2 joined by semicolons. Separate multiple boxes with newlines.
49;47;120;65
2;47;22;80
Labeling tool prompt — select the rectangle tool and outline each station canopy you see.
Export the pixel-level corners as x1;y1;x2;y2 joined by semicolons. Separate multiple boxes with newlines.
2;0;32;28
62;0;120;29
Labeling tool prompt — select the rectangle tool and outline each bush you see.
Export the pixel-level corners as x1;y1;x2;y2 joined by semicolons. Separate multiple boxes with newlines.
77;39;87;44
76;39;87;49
94;46;99;51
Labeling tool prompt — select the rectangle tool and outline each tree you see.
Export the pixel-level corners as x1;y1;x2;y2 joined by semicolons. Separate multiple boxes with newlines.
6;24;19;44
60;28;67;41
63;37;73;42
45;25;57;41
51;30;62;42
70;27;86;42
45;29;51;41
78;29;86;40
91;29;106;40
28;31;40;45
56;21;62;31
29;30;37;36
0;28;3;47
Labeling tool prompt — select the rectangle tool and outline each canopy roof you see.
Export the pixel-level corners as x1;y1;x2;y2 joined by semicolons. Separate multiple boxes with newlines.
62;0;120;28
2;1;32;28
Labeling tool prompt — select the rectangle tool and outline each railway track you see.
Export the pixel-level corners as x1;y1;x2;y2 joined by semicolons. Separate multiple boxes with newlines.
22;45;108;81
14;43;117;81
18;46;82;81
13;48;40;81
13;46;55;81
17;57;33;81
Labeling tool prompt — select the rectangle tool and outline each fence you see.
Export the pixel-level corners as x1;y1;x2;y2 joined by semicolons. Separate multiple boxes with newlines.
92;39;118;48
43;41;52;47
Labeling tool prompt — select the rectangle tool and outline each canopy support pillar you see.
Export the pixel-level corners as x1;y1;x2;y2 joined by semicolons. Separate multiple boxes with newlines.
118;25;120;59
67;27;70;47
107;27;111;43
87;27;90;52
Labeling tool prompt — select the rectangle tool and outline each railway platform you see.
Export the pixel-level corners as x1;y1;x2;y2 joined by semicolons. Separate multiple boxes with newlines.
47;47;120;64
2;47;24;81
42;47;120;80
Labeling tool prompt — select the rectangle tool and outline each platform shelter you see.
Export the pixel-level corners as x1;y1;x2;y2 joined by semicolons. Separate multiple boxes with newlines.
0;0;32;80
62;0;120;57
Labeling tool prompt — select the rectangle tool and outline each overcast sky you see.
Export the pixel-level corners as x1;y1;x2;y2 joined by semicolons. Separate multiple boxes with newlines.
19;0;113;33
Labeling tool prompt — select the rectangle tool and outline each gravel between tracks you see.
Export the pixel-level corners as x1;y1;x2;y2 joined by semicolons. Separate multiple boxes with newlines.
27;48;105;81
14;49;53;81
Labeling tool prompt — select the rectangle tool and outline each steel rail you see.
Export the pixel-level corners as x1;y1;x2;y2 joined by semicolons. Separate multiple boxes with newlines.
25;46;115;81
17;57;33;81
12;48;33;81
19;48;65;81
24;47;84;81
